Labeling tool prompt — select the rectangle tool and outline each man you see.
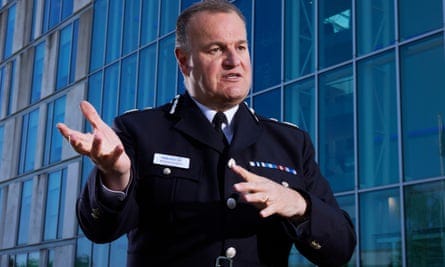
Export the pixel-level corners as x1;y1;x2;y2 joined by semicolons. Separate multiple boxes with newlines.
57;0;356;266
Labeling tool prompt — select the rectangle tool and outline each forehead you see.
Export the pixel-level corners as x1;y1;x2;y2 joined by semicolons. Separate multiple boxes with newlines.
187;11;247;43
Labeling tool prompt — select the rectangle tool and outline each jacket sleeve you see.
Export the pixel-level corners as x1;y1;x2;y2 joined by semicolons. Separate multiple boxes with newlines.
76;116;139;243
282;131;357;267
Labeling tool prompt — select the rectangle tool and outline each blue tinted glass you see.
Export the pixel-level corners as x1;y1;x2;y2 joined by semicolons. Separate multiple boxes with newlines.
106;0;123;63
18;179;33;244
61;0;73;20
31;42;45;103
58;169;67;238
284;78;315;140
357;51;399;188
0;126;3;170
160;0;178;36
103;64;119;124
337;194;357;265
318;0;352;69
141;0;159;45
234;0;252;43
357;0;395;56
19;109;39;174
157;35;176;106
253;89;281;120
27;252;39;267
15;254;27;267
90;0;107;71
405;181;445;266
109;236;128;267
399;0;442;41
284;0;315;80
69;20;79;84
44;170;62;240
119;55;137;114
46;96;66;164
87;72;103;132
7;60;16;115
253;1;281;91
93;243;110;266
360;189;401;266
400;34;445;181
56;23;73;90
76;237;92;266
123;0;140;55
49;0;62;29
0;67;4;116
318;65;354;192
3;4;16;59
138;45;156;109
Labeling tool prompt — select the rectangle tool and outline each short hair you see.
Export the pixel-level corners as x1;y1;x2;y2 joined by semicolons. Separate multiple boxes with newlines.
175;0;246;51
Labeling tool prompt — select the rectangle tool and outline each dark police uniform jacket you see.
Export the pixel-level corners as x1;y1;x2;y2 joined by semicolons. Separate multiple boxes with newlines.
77;93;356;267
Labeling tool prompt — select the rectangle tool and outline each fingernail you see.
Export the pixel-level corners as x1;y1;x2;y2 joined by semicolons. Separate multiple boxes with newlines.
227;158;236;168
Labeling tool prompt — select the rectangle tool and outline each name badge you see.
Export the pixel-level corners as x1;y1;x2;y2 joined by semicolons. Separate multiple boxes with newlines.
153;153;190;169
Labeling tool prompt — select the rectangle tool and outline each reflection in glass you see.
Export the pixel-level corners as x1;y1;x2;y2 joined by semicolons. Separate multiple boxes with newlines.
318;0;352;69
31;42;45;104
93;243;110;267
400;34;445;181
75;237;92;267
44;96;66;165
399;0;442;41
3;4;16;59
284;78;315;140
284;0;315;80
18;179;33;245
337;194;357;266
405;181;445;266
357;52;399;188
360;189;401;266
44;169;67;240
356;0;395;56
110;236;128;267
318;66;354;192
253;89;281;120
19;109;39;174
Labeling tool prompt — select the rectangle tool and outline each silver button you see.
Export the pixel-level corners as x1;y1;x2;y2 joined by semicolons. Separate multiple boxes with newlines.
226;197;237;209
281;181;289;188
225;247;237;259
163;167;171;175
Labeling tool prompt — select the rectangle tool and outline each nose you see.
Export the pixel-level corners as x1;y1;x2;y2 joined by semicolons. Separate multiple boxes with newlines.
223;48;241;68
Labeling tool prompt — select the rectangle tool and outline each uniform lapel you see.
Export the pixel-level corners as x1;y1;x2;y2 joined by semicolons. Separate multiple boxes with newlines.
229;103;263;152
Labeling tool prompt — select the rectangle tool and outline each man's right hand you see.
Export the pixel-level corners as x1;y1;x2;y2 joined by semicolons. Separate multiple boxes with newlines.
57;101;131;191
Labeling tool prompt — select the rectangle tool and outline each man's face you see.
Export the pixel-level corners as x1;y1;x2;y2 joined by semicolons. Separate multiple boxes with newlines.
176;11;252;111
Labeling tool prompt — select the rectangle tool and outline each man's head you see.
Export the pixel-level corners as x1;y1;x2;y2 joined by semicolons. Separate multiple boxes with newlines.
175;0;252;111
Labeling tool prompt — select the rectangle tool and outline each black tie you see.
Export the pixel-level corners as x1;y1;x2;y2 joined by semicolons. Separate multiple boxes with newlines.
212;111;228;146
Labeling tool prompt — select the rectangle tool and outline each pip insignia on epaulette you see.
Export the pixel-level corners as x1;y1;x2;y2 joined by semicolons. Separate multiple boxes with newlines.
282;121;299;128
123;108;139;114
169;94;181;114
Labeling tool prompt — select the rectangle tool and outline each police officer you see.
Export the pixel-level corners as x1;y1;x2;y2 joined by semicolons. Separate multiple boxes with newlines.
57;0;356;266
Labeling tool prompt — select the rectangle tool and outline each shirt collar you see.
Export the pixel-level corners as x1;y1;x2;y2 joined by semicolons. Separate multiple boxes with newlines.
190;97;239;125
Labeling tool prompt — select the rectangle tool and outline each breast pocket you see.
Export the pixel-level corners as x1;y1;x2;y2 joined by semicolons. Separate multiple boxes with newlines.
248;166;306;191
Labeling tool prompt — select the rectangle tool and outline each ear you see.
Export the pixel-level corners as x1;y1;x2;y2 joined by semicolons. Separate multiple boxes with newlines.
175;47;191;76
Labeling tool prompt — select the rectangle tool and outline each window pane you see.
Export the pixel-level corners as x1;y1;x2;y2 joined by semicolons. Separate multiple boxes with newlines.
103;63;119;124
253;0;281;91
109;236;127;267
405;181;445;266
156;35;176;106
31;42;45;103
318;65;354;192
138;45;156;109
44;170;62;240
87;71;103;132
90;0;107;71
318;0;352;69
61;0;73;20
360;189;401;266
106;0;123;63
3;4;16;59
399;0;443;41
141;1;159;45
93;243;109;266
27;252;39;267
356;0;395;56
15;254;27;267
44;96;66;165
48;249;54;267
56;23;74;90
7;60;16;115
284;78;315;140
357;52;399;188
18;179;33;245
0;126;4;171
160;0;178;36
75;236;92;267
19;109;39;174
284;0;315;80
70;20;79;84
400;34;445;181
253;89;281;120
234;0;252;46
49;0;61;30
123;0;140;55
0;67;4;117
119;54;137;114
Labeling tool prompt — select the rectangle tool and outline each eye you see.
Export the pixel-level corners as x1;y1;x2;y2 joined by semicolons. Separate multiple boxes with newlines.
208;46;223;55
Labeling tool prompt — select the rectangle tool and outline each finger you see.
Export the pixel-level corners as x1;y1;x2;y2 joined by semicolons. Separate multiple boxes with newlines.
56;123;72;140
80;101;104;129
230;162;261;183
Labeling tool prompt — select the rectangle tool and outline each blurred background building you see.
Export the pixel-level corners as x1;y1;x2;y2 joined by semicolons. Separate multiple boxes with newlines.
0;0;444;266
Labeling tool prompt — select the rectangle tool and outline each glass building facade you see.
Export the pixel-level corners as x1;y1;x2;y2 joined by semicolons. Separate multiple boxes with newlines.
0;0;444;266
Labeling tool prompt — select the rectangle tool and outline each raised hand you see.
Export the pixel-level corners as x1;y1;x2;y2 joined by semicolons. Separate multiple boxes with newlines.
57;101;131;190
